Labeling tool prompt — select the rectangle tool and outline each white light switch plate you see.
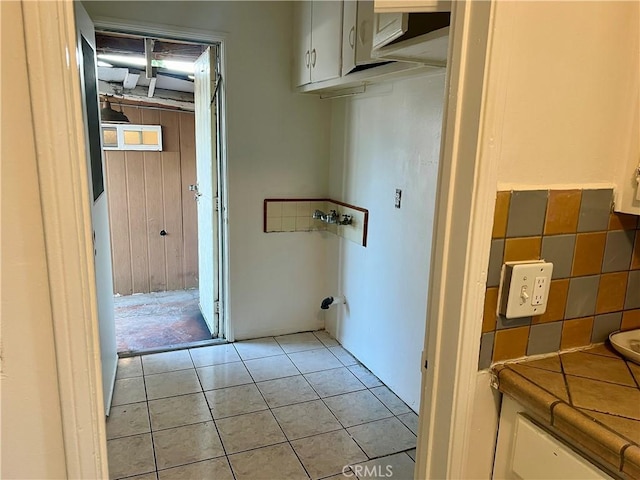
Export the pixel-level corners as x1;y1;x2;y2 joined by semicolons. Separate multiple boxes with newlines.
498;261;554;319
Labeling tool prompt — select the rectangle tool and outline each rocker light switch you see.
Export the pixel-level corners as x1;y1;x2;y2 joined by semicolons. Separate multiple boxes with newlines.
498;261;554;319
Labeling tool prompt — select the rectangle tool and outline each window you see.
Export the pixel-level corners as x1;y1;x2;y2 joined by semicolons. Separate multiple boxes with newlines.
101;124;163;151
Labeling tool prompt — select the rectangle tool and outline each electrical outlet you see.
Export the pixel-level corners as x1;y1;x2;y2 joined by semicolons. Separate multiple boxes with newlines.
498;261;554;318
532;276;547;306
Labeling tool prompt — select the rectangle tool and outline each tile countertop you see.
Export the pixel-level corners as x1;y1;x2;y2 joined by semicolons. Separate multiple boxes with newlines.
492;343;640;479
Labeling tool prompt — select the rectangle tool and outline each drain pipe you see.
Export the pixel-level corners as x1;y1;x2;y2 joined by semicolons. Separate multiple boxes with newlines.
320;295;346;310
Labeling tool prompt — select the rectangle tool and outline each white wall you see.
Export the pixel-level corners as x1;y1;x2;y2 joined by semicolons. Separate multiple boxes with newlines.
83;1;333;339
1;2;68;477
492;1;638;190
327;74;446;409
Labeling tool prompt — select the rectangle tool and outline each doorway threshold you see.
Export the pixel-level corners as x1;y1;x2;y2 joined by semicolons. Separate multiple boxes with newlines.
118;337;227;358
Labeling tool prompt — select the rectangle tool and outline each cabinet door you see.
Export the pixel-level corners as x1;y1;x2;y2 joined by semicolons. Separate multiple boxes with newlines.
310;0;343;83
343;1;377;76
342;0;357;76
293;1;312;87
372;12;408;50
355;1;376;65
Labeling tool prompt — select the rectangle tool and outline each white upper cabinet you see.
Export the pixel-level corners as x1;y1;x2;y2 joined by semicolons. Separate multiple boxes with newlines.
342;1;377;76
293;1;313;87
374;0;451;13
371;11;450;64
293;1;343;87
372;13;408;50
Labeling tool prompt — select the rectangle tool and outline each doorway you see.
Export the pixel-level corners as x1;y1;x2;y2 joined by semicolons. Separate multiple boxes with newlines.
93;30;227;355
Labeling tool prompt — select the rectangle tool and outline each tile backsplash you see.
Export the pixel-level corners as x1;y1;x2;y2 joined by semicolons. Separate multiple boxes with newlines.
263;198;368;247
479;188;640;369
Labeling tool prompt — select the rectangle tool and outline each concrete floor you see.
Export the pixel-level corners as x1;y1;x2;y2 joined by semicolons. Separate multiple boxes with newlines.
114;290;213;354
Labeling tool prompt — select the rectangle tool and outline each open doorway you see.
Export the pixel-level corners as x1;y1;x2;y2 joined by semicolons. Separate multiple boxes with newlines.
94;31;226;355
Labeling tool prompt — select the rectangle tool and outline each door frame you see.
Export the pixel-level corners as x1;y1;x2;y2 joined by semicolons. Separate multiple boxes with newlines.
91;16;232;341
416;1;499;478
22;1;496;478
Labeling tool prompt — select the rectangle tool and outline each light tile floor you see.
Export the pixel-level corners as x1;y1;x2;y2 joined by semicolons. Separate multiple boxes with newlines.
108;331;418;480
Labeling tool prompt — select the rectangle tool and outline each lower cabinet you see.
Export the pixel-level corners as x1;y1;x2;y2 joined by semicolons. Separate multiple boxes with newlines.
493;397;614;480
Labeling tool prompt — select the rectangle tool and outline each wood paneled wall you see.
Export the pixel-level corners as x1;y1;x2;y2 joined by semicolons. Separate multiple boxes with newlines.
104;105;198;295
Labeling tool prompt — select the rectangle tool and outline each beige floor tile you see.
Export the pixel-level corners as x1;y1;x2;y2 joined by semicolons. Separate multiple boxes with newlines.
348;417;416;458
141;350;194;375
145;369;201;400
157;457;234;480
324;390;393;427
322;472;355;480
112;377;146;406
397;412;419;435
256;375;319;408
196;362;253;390
244;354;300;382
205;384;268;419
566;375;640;419
348;365;382;388
106;402;150;440
329;346;358;367
215;410;286;454
148;392;211;431
228;443;308;480
304;368;366;398
369;386;411;415
116;357;143;379
289;349;343;374
275;332;325;353
189;344;240;368
153;421;224;470
122;473;157;480
354;452;415;479
313;330;340;347
107;433;155;480
233;337;284;360
272;400;343;440
291;429;367;479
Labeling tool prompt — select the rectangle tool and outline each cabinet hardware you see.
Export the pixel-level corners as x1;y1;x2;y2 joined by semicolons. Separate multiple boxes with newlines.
305;50;310;68
311;48;317;67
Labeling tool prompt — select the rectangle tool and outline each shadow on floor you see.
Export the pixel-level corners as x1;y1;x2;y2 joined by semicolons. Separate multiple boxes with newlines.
114;289;213;354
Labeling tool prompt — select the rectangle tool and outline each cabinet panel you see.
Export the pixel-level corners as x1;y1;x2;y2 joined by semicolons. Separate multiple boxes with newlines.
343;1;377;76
372;12;408;50
293;1;312;87
310;0;343;83
342;1;357;75
356;1;376;65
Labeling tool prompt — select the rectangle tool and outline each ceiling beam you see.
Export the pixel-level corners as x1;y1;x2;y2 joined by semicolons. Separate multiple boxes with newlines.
99;80;194;111
144;38;155;79
95;33;206;62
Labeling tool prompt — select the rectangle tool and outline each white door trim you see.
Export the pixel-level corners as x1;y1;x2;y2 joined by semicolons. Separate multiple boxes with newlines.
415;1;499;478
21;1;109;477
90;16;233;341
